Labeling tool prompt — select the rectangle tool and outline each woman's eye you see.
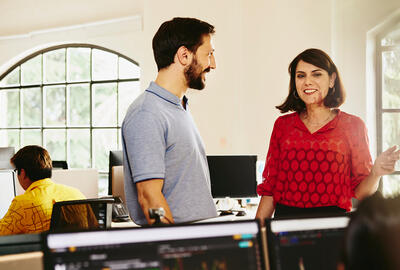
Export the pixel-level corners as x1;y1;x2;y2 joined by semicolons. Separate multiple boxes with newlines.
297;74;304;78
313;73;322;77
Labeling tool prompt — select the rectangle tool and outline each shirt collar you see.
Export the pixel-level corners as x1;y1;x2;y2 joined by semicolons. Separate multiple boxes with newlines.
146;81;188;107
294;109;341;134
25;178;52;193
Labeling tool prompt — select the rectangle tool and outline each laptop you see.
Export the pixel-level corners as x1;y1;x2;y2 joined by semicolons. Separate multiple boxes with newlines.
266;215;350;270
43;220;265;270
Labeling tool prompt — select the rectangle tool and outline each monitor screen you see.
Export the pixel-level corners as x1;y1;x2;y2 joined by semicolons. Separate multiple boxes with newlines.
207;155;257;198
0;147;14;170
44;220;264;270
0;170;16;219
108;150;123;195
266;215;350;270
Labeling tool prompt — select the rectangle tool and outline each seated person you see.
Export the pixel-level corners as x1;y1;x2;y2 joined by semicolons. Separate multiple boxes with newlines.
339;192;400;270
0;145;85;235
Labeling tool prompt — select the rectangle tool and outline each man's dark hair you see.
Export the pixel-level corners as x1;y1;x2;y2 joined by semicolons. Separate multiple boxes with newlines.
152;17;215;71
342;193;400;270
276;48;346;113
11;145;52;181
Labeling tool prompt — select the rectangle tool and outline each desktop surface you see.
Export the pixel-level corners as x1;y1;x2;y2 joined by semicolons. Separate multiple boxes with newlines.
44;220;264;270
266;215;349;270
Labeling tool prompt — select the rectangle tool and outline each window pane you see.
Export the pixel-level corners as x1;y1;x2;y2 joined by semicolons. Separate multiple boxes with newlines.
0;130;19;149
67;129;90;168
44;86;65;126
0;67;20;87
119;57;140;79
67;84;90;126
92;49;118;81
67;48;90;82
21;129;41;146
92;129;117;172
382;113;400;159
0;89;19;127
44;49;66;83
118;82;140;125
382;174;400;197
44;129;66;160
382;51;400;109
21;87;41;127
93;83;117;126
98;173;108;197
21;55;42;85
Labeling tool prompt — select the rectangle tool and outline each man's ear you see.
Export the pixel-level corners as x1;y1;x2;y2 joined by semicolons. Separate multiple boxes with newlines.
176;46;192;66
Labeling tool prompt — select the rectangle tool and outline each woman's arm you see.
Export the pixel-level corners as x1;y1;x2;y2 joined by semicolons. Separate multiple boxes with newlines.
355;146;400;200
255;196;275;227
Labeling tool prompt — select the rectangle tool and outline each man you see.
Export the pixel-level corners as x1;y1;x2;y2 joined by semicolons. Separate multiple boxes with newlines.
122;17;218;225
0;145;85;235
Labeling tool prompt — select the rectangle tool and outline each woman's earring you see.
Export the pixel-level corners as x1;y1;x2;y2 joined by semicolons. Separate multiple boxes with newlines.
293;91;299;99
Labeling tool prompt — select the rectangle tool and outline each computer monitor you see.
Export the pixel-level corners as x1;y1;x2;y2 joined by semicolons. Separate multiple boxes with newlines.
108;150;122;195
0;170;16;219
50;198;115;232
0;233;41;255
0;147;14;170
266;215;350;270
207;155;257;198
43;220;264;270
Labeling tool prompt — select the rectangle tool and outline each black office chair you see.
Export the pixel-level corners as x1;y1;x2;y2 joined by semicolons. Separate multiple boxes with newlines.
52;160;68;170
50;197;117;232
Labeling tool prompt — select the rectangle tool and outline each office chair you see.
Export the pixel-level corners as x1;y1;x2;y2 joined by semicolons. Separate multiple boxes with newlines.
52;161;68;170
50;197;116;231
111;165;125;204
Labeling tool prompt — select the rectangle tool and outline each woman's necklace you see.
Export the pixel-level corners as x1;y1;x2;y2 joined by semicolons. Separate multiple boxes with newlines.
303;110;334;127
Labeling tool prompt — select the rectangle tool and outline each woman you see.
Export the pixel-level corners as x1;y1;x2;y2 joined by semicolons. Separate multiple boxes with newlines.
256;48;400;221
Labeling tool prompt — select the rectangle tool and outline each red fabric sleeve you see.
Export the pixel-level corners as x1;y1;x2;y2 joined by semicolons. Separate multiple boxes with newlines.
257;119;281;196
348;117;373;195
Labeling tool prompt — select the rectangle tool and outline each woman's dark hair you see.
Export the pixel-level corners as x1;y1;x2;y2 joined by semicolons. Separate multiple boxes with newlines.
276;48;346;113
11;145;52;181
152;17;215;71
342;193;400;270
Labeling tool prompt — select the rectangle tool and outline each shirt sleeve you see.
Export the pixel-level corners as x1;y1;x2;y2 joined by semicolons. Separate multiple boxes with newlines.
0;199;25;235
257;118;281;196
122;110;166;183
348;117;373;195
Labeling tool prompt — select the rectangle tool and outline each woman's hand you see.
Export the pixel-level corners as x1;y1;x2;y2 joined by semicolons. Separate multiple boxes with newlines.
372;146;400;177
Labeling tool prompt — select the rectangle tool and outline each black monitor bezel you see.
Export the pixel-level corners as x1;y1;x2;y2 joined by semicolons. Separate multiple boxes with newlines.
42;219;264;270
207;155;258;198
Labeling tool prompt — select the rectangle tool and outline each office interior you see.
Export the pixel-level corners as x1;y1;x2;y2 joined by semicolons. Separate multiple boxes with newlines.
0;0;399;269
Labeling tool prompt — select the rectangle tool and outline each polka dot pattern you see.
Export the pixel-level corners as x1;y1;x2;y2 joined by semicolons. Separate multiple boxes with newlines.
257;111;373;212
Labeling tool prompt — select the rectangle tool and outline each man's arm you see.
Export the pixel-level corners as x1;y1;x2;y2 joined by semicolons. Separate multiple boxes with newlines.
136;179;174;225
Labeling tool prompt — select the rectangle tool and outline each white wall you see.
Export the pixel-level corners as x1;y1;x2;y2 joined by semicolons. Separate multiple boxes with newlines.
0;0;399;161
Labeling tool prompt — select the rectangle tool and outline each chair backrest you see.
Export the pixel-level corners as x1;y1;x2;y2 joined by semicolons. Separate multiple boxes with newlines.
52;161;68;170
111;166;125;204
50;198;115;232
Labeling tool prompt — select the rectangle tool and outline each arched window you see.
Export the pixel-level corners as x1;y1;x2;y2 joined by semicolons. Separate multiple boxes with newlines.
0;44;140;194
376;22;400;196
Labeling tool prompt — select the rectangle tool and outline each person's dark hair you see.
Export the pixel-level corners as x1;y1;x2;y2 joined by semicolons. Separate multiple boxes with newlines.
152;17;215;71
11;145;52;181
276;48;346;113
342;193;400;270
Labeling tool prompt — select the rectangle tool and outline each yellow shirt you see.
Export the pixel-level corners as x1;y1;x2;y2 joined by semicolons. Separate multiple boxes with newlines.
0;178;85;235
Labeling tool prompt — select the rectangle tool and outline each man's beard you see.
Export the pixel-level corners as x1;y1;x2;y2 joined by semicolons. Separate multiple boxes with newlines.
184;57;210;90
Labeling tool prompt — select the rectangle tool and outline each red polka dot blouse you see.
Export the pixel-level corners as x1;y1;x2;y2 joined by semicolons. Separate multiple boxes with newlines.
257;110;373;211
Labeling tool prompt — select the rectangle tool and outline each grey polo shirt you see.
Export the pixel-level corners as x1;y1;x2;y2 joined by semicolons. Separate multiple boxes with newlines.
121;82;217;225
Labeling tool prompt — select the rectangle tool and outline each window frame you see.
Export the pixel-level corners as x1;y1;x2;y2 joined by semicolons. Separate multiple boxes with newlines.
0;44;140;187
